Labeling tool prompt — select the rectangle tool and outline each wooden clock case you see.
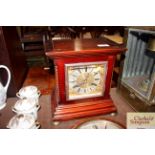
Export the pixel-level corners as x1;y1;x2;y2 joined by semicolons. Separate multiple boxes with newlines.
46;38;126;121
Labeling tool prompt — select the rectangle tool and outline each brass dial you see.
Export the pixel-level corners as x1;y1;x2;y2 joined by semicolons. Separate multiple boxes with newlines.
66;61;107;100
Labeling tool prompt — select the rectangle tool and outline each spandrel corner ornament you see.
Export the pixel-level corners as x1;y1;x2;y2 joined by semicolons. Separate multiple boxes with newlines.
0;65;11;110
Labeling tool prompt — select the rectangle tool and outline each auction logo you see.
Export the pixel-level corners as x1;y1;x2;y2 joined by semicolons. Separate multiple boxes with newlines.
127;113;155;129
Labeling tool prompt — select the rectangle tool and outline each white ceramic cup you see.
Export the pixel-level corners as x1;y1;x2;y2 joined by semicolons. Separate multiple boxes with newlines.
12;98;40;120
16;85;41;104
6;114;40;129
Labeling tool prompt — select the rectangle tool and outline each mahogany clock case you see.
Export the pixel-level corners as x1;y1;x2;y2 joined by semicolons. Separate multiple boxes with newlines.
46;38;126;121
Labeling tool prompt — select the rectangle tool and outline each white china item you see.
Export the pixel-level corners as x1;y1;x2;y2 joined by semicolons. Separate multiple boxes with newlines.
0;65;11;110
6;114;40;129
12;98;40;120
16;85;41;103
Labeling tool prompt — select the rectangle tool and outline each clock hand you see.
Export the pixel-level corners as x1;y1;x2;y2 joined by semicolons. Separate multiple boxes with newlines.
91;83;97;86
77;73;90;86
73;85;80;88
83;73;90;83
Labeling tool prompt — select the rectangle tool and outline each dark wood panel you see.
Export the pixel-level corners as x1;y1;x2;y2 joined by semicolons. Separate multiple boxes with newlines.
0;27;28;97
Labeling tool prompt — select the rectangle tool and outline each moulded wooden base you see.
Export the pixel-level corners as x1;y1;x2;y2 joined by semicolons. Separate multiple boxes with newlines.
51;89;117;121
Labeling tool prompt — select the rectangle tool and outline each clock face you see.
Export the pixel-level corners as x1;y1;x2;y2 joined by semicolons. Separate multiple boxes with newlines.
65;61;107;100
73;119;124;129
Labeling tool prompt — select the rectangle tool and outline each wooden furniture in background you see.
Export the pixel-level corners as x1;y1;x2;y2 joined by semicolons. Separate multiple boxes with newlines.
17;26;125;68
18;26;49;67
118;28;155;111
0;27;28;97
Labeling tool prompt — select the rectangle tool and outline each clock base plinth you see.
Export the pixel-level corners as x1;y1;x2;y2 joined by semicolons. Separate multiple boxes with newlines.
51;90;117;121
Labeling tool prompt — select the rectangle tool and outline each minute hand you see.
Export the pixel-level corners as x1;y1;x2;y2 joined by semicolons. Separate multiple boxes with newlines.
78;73;90;86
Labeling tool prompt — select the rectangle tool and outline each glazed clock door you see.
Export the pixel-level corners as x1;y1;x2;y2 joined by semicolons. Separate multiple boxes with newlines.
65;61;108;101
55;55;114;104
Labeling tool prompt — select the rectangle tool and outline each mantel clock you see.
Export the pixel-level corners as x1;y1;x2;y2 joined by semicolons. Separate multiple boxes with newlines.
46;38;126;121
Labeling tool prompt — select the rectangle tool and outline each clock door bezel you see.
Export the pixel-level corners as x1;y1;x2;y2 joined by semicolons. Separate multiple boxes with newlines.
65;61;108;101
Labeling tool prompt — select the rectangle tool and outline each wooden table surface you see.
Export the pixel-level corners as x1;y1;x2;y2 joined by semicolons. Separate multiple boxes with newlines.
0;88;135;129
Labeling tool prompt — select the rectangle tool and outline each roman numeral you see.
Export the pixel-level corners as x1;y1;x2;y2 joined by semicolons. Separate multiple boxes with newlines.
77;88;81;93
78;69;82;73
73;85;79;88
91;83;97;86
94;72;98;76
72;74;77;78
95;78;100;81
89;87;93;91
69;80;76;83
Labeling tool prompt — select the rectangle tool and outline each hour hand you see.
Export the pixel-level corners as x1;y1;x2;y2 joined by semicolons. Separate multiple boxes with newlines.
73;85;80;88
